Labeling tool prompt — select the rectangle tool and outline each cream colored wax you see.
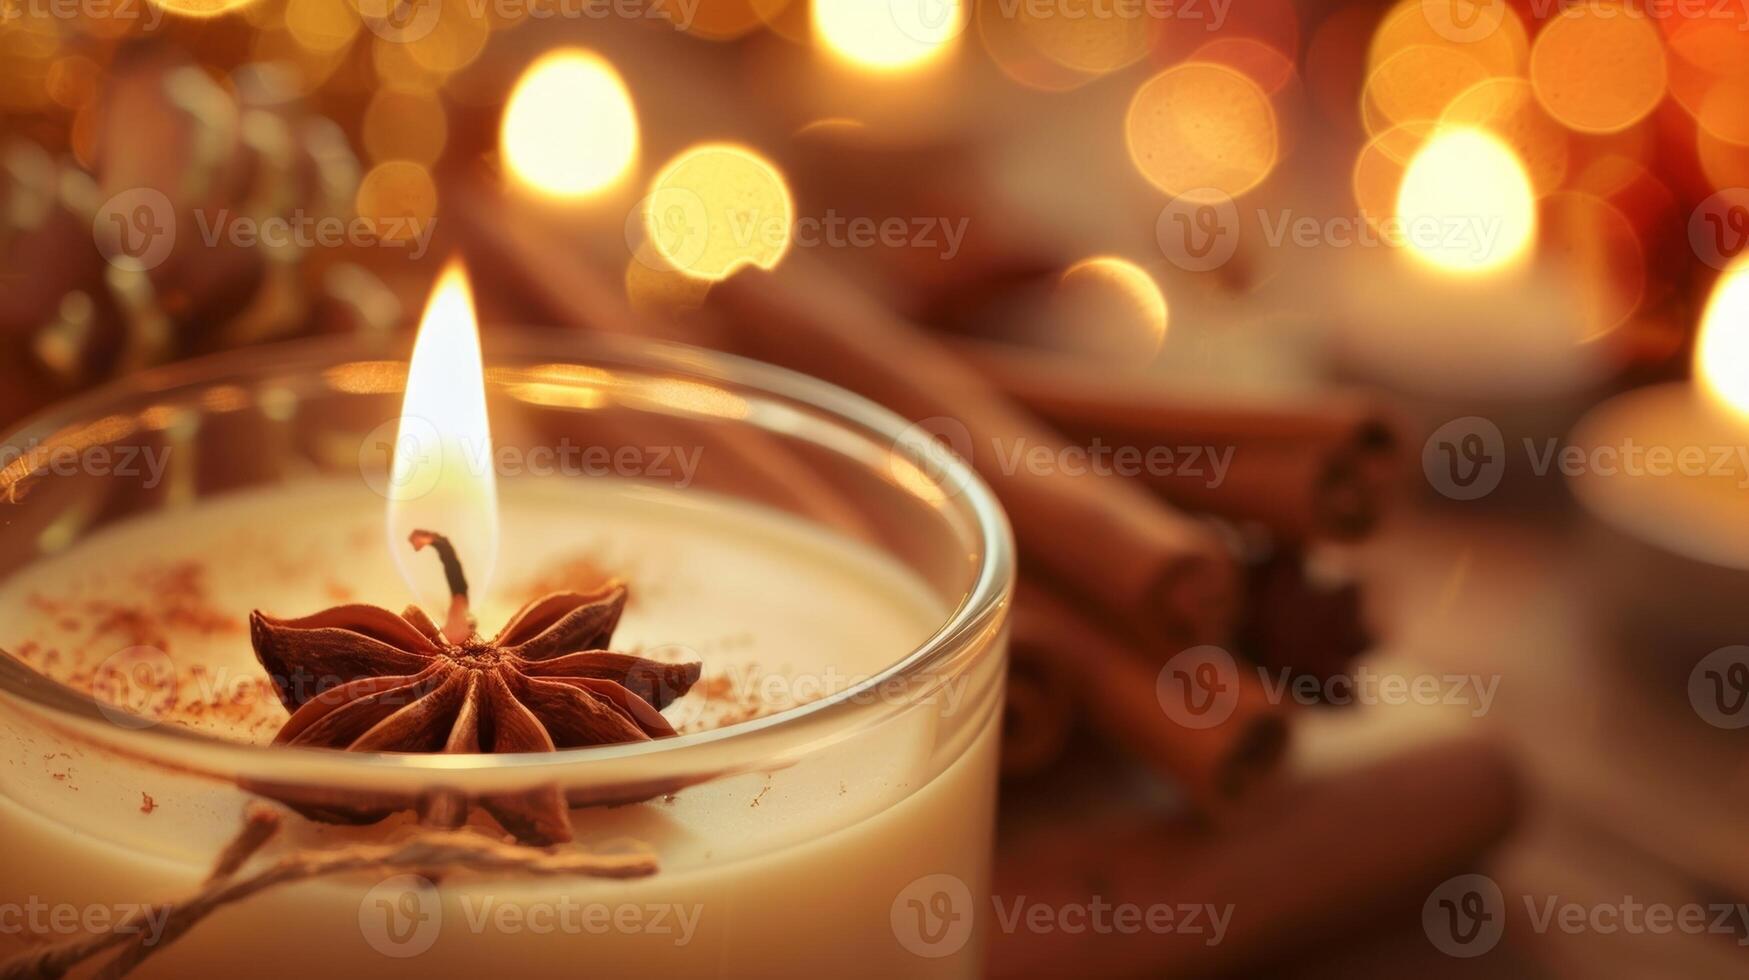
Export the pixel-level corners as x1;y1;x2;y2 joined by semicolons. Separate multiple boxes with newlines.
0;477;1003;978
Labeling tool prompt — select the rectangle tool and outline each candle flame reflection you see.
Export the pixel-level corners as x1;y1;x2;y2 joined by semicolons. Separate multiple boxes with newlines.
1696;262;1749;420
387;260;500;613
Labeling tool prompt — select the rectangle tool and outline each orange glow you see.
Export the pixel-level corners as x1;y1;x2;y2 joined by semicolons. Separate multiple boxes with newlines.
1696;262;1749;419
1396;128;1537;275
1661;7;1749;76
501;50;639;200
1697;78;1749;147
355;161;438;243
1530;2;1668;134
814;0;965;72
1353;121;1433;228
1540;191;1646;341
1440;77;1571;197
1368;0;1528;78
642;143;793;281
1126;63;1280;200
387;261;500;611
1015;0;1152;75
1363;44;1490;132
1188;38;1297;95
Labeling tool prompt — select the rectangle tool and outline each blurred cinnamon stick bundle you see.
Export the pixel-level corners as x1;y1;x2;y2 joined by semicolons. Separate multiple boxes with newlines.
953;337;1404;541
706;252;1240;653
1007;582;1289;810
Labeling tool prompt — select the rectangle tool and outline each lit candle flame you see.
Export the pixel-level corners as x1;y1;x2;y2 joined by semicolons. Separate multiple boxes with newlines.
387;260;500;618
1696;261;1749;421
501;49;639;200
1396;127;1536;276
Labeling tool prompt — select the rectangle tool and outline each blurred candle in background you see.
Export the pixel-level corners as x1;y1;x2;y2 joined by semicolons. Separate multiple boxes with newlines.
1570;261;1749;654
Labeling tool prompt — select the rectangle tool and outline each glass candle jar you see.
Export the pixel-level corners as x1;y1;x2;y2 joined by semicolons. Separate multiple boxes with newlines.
0;331;1013;978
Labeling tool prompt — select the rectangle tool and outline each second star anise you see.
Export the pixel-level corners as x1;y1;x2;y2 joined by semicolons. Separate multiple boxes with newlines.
247;531;702;846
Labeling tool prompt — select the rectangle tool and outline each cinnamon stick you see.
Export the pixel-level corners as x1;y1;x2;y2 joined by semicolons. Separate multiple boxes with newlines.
988;735;1522;979
953;338;1403;540
1001;620;1081;779
707;255;1239;650
1012;582;1288;813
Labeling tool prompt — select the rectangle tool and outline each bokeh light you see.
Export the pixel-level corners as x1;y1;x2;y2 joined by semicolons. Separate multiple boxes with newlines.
1696;261;1749;419
501;50;639;200
1396;128;1536;275
1056;257;1170;358
1353;120;1432;228
1126;62;1280;201
1363;44;1490;133
144;0;258;17
1440;78;1570;197
284;0;359;53
1540;191;1646;340
642;143;793;282
1367;0;1527;79
1530;2;1668;134
814;0;965;72
1189;38;1297;96
1015;0;1152;75
354;160;437;243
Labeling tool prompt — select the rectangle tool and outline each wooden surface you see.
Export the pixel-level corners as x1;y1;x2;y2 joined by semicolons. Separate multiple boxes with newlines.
1285;494;1749;977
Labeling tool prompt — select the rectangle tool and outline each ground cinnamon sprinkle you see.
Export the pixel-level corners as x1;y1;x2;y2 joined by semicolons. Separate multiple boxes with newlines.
518;554;620;603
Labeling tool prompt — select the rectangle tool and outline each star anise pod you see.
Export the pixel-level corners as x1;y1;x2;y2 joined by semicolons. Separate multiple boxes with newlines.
246;531;702;846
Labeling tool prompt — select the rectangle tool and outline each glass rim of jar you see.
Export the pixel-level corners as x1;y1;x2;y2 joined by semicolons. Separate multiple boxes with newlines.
0;329;1015;796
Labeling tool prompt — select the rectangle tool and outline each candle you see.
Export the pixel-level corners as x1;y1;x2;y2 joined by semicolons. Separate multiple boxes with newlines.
0;267;1012;976
1567;261;1749;659
1333;126;1611;403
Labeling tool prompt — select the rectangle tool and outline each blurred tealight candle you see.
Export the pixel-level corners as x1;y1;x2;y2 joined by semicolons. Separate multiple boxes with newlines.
1568;262;1749;658
1332;128;1613;411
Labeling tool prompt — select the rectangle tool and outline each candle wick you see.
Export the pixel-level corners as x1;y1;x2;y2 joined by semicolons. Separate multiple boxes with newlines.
408;529;473;644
